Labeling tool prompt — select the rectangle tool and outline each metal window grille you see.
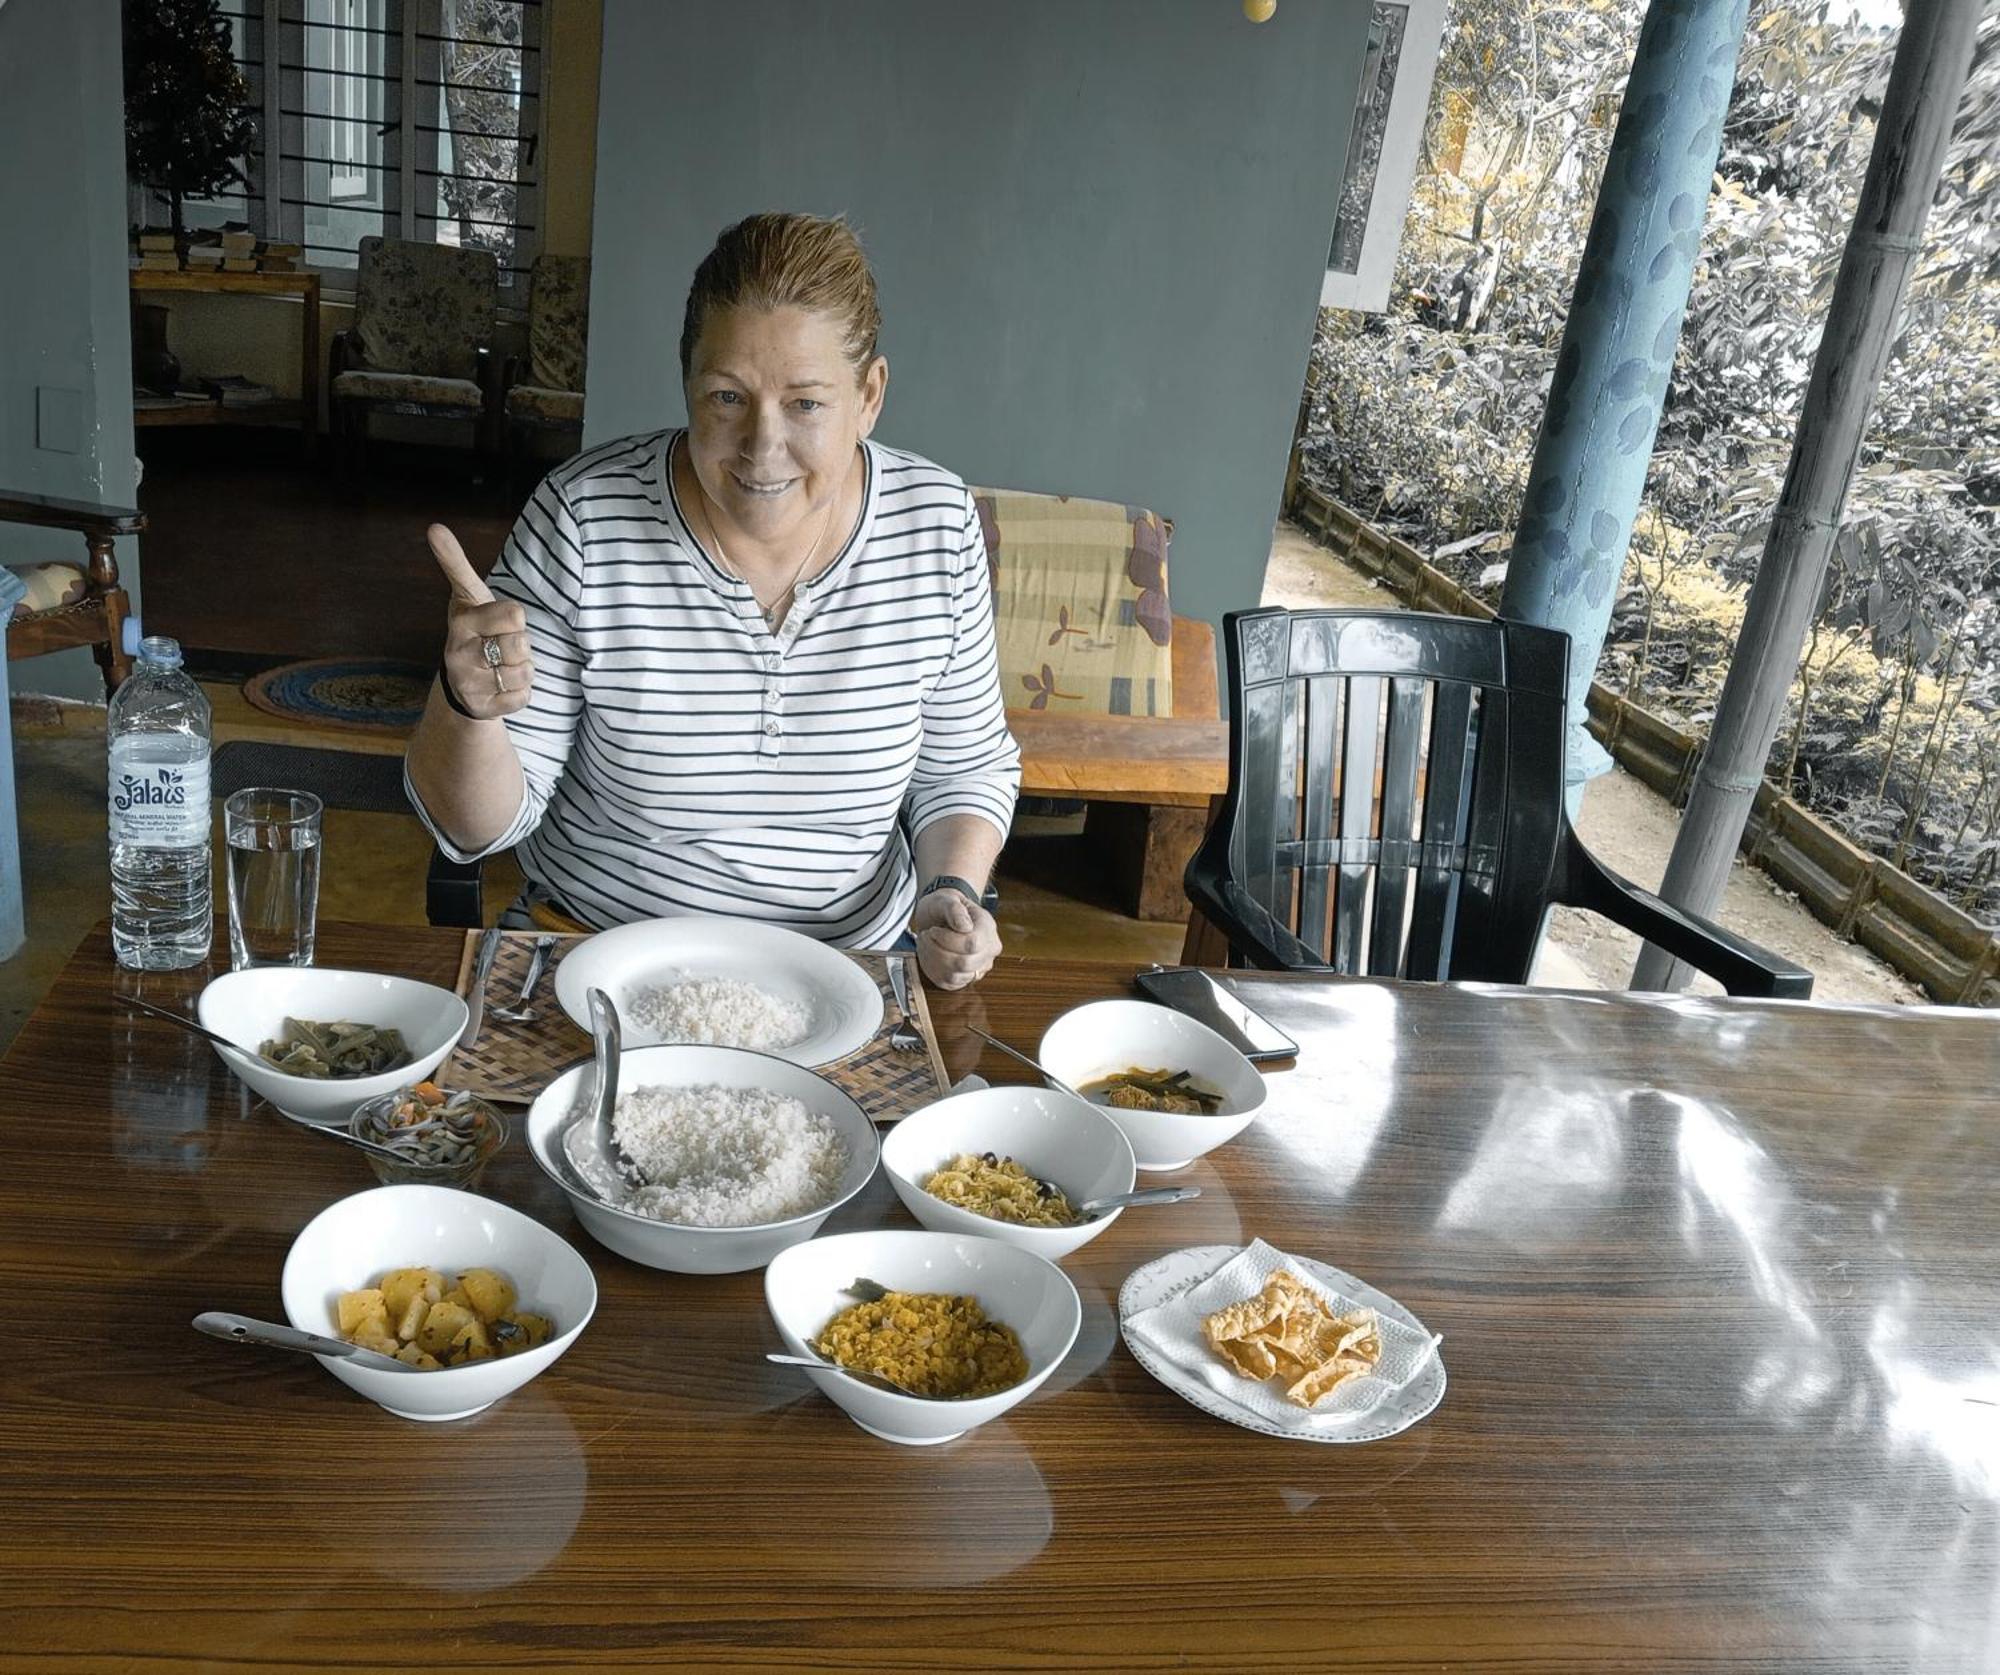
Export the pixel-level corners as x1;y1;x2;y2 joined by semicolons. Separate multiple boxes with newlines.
162;0;542;291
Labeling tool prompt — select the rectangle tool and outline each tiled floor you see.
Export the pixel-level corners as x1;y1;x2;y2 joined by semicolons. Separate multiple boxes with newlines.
1;687;1184;1057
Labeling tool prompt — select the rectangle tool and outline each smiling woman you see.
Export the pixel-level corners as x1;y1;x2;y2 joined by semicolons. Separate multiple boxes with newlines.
403;213;1021;988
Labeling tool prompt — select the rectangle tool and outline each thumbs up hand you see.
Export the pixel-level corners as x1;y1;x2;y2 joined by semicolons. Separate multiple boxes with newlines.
430;523;533;720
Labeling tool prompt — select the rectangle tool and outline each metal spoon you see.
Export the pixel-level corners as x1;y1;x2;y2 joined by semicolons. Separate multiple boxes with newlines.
491;934;557;1025
764;1351;982;1403
1073;1185;1203;1220
266;1107;413;1165
557;987;645;1199
193;1311;412;1374
964;1026;1087;1103
122;994;247;1055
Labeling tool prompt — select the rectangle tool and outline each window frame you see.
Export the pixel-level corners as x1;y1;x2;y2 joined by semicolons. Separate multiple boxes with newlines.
1320;0;1446;315
167;0;542;296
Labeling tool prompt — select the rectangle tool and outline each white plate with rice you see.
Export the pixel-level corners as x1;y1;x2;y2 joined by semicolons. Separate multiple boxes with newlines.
524;1043;881;1274
553;915;885;1067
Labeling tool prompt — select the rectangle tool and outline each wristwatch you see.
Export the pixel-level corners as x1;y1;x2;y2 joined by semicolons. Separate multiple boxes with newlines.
919;874;984;910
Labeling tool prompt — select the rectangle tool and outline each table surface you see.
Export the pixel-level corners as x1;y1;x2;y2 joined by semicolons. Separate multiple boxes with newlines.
2;922;1995;1672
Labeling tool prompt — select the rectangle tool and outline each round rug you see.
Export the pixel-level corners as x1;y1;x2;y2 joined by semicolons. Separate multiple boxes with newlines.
242;657;432;736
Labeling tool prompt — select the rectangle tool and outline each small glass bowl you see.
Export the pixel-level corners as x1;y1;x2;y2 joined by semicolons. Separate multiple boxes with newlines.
349;1086;508;1190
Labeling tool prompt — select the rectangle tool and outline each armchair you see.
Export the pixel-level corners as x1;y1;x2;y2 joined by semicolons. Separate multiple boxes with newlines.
1185;608;1814;999
329;236;500;469
2;489;145;695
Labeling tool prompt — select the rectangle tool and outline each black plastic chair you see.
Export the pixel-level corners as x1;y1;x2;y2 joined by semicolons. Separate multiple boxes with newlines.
1184;609;1813;999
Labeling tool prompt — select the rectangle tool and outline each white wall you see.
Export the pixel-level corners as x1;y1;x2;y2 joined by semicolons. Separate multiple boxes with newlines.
586;0;1371;632
0;0;140;699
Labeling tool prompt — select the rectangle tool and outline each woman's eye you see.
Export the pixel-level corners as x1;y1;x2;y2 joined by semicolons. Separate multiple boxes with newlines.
794;399;822;413
711;390;741;406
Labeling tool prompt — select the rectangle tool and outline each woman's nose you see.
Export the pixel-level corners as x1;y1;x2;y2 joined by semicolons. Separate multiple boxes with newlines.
740;402;789;462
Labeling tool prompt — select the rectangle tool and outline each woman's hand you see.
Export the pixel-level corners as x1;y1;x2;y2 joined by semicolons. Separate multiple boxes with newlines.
910;887;1000;989
429;523;534;720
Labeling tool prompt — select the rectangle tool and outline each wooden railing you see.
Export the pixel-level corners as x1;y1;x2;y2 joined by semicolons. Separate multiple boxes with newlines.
1287;479;2000;1007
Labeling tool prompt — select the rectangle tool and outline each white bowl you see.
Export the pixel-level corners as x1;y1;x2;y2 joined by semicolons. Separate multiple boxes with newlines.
524;1044;880;1274
197;967;467;1125
553;915;884;1066
280;1184;597;1422
879;1085;1135;1260
763;1229;1081;1445
1037;999;1268;1171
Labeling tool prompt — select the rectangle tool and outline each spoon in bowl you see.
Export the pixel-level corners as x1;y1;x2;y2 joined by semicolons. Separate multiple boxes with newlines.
764;1351;982;1402
193;1311;413;1374
1072;1185;1202;1220
557;988;646;1200
963;1027;1087;1103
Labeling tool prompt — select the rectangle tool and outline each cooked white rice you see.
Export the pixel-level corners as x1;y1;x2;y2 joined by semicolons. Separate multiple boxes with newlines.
628;976;813;1050
602;1083;848;1227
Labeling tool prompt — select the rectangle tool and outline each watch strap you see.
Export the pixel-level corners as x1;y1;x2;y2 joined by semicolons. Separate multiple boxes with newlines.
919;874;983;909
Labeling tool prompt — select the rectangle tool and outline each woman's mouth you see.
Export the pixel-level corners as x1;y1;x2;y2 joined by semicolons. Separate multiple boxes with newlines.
731;472;796;499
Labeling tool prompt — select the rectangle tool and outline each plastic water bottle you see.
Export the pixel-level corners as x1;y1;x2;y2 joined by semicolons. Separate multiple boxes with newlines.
109;635;212;969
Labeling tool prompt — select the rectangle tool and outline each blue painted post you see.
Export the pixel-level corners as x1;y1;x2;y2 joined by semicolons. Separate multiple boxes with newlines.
1499;0;1751;803
0;565;26;962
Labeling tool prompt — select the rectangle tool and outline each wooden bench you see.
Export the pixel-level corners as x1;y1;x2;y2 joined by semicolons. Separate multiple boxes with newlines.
1008;613;1225;921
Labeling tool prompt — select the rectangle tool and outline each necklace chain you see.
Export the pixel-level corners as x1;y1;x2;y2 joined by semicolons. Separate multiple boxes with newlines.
689;445;842;628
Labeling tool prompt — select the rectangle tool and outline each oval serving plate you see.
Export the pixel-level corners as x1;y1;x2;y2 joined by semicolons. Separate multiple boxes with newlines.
1117;1243;1446;1444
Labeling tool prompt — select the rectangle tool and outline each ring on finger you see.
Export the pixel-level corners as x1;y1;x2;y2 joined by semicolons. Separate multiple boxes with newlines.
481;637;504;669
493;666;506;693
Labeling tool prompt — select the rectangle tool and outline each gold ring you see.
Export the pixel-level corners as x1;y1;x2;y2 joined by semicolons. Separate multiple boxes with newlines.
481;637;503;669
493;667;506;693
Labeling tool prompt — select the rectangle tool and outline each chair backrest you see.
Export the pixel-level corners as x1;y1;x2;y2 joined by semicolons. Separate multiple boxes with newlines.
1190;608;1570;981
527;254;591;392
352;235;499;379
969;486;1177;718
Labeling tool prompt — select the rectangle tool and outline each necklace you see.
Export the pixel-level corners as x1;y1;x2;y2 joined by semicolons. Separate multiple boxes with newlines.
688;446;842;628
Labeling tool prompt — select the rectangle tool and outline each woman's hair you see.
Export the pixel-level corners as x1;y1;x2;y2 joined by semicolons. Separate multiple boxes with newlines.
679;212;882;382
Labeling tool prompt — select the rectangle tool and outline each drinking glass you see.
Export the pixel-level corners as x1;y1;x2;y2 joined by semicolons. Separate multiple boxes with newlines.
224;788;323;970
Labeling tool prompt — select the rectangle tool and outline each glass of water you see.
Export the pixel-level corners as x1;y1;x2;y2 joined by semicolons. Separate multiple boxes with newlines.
224;788;323;970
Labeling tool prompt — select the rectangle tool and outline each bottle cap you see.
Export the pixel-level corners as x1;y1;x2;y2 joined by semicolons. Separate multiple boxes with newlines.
138;635;183;670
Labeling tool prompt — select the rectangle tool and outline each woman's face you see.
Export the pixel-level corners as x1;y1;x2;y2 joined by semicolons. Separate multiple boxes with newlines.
683;304;887;546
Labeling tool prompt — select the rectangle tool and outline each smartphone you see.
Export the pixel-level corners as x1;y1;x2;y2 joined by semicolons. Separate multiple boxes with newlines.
1133;966;1299;1063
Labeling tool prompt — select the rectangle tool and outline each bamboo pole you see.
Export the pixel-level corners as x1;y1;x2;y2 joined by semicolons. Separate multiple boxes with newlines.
1630;0;1985;993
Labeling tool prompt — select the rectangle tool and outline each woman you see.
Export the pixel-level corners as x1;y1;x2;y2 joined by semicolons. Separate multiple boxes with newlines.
405;213;1019;989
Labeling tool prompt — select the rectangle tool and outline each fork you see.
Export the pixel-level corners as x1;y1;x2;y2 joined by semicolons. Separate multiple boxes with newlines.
491;934;557;1024
886;954;923;1052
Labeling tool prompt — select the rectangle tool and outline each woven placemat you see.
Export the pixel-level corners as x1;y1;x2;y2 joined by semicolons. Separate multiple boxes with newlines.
437;930;950;1122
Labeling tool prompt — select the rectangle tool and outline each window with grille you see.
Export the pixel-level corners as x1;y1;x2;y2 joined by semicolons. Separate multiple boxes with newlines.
160;0;542;291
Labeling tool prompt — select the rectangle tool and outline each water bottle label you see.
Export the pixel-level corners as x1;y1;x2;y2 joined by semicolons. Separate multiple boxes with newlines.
109;753;210;847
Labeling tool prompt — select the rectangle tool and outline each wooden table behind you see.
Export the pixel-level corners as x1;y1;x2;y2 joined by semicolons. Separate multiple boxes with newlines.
1;923;1995;1671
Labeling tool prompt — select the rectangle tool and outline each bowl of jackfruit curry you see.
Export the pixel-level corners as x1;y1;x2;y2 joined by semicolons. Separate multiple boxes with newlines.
1037;999;1268;1171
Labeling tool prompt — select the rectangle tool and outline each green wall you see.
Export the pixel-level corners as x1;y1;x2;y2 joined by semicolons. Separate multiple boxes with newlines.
585;0;1368;633
0;0;140;700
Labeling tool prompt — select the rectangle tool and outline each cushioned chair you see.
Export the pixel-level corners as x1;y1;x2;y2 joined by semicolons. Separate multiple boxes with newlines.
501;253;589;480
329;236;500;466
2;489;145;695
1184;608;1813;999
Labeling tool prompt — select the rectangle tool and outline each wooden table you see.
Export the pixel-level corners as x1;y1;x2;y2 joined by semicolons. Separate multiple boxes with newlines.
2;923;1995;1671
130;270;322;455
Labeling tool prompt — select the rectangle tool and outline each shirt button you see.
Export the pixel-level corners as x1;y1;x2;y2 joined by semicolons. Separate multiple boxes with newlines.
765;652;781;668
763;719;780;737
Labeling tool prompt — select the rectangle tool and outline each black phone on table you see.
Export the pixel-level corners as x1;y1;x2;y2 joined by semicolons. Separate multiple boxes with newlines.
1132;966;1299;1062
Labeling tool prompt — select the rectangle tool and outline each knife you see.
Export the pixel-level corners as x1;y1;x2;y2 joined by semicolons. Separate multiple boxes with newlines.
460;927;502;1046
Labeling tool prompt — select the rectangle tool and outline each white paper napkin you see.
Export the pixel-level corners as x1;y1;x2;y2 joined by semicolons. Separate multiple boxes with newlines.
1124;1240;1441;1431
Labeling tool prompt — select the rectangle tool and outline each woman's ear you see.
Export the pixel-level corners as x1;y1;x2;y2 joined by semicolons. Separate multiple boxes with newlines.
856;355;888;438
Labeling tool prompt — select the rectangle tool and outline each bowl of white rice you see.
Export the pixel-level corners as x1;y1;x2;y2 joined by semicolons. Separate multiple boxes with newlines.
524;1044;880;1274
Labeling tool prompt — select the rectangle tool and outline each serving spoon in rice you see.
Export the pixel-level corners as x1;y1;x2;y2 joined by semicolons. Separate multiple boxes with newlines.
555;987;648;1201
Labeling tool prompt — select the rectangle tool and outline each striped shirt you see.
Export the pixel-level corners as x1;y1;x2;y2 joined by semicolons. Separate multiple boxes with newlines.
408;429;1021;946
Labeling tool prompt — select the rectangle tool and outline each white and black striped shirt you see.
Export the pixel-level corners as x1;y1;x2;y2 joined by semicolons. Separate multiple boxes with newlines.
409;429;1021;945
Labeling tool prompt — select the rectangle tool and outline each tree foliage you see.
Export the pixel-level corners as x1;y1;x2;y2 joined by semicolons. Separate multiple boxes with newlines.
1301;0;2000;922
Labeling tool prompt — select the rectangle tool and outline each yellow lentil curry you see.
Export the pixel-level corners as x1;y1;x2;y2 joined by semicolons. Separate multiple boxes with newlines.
922;1151;1079;1228
814;1290;1029;1398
